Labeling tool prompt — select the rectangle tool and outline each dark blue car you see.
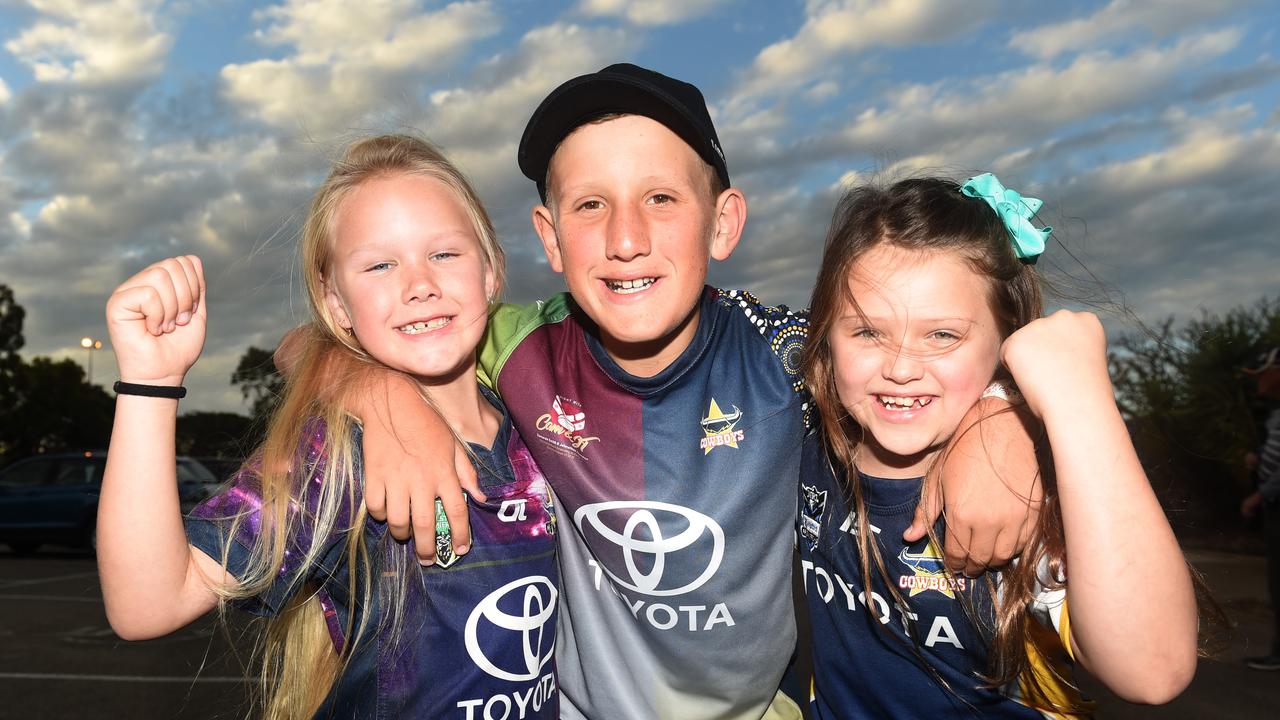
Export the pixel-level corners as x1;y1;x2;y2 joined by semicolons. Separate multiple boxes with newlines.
0;452;222;554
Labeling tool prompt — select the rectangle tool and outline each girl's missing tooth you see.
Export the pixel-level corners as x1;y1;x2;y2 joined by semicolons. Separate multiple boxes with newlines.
798;176;1198;718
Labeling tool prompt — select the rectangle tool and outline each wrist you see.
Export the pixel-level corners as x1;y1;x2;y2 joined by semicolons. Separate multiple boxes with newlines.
117;370;186;387
113;380;187;400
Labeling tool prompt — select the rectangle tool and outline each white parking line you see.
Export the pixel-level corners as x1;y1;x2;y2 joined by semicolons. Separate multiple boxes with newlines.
0;572;99;590
0;672;243;683
0;593;100;603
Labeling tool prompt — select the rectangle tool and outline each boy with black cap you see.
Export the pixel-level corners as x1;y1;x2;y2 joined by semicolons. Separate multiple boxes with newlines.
1242;347;1280;670
351;64;1041;719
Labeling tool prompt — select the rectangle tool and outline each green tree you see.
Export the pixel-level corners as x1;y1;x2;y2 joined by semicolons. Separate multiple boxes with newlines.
1110;296;1280;549
2;357;114;463
175;411;254;459
231;346;285;421
0;285;26;461
0;284;23;358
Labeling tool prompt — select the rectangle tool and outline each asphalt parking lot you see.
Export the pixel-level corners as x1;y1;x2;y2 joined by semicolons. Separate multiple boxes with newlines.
0;548;252;720
1;547;1278;718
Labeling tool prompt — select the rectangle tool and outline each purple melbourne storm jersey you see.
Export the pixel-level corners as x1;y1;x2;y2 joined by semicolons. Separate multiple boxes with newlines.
477;287;809;720
797;434;1090;719
185;390;559;720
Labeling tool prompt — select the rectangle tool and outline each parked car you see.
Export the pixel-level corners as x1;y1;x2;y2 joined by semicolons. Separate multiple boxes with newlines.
0;452;221;554
191;456;246;484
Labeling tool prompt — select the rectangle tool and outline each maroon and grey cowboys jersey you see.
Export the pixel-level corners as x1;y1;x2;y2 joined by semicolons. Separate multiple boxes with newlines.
480;288;810;719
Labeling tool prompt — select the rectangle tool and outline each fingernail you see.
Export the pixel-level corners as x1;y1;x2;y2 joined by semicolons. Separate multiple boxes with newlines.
420;557;434;567
455;544;470;555
177;312;191;324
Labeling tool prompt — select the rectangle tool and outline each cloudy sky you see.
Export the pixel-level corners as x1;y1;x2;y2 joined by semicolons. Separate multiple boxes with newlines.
0;0;1277;413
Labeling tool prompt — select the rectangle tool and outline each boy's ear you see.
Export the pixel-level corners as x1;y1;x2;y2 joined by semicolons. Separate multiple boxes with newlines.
532;204;564;273
483;262;497;302
324;282;353;330
710;188;747;261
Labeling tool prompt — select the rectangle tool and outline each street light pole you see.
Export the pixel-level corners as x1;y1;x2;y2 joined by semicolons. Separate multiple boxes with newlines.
80;337;102;385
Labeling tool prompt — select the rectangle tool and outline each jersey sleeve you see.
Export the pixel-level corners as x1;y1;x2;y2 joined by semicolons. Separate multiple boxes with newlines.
1025;555;1071;653
1016;559;1094;716
183;420;357;616
716;289;813;427
477;297;574;390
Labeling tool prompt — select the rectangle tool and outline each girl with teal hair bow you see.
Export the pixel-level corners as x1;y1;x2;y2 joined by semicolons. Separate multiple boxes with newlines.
795;174;1203;718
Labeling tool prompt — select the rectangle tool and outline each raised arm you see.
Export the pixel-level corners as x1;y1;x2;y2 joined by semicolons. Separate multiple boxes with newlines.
98;256;236;640
1005;310;1197;704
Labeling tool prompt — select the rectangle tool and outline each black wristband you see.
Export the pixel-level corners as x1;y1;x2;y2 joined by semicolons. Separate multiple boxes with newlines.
113;381;187;399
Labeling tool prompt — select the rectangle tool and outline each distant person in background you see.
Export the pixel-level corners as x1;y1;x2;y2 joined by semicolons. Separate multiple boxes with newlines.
1241;346;1280;671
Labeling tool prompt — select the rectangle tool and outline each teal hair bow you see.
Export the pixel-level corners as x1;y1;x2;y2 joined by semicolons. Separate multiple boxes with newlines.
960;173;1052;263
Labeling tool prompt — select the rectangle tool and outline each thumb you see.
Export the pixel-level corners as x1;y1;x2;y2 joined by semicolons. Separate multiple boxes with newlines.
904;471;942;542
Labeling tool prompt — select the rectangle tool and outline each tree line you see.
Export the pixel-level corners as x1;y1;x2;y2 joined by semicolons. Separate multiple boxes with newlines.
0;284;282;469
1110;296;1280;549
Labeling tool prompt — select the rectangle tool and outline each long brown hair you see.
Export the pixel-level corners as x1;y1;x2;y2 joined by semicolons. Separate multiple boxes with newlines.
802;177;1075;710
214;134;503;719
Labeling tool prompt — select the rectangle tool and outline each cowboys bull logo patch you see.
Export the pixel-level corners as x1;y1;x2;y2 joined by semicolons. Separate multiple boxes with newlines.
700;399;745;455
897;541;967;598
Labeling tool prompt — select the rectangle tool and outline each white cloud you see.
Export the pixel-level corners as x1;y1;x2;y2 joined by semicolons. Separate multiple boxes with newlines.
0;78;10;104
3;0;173;85
422;23;637;156
728;0;999;110
1012;0;1256;59
726;30;1244;178
221;0;499;131
577;0;729;26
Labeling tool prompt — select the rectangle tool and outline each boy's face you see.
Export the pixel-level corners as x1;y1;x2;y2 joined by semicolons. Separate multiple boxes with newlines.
533;114;742;372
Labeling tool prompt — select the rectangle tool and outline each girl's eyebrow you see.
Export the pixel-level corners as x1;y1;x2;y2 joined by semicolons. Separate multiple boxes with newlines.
340;230;473;258
837;312;974;324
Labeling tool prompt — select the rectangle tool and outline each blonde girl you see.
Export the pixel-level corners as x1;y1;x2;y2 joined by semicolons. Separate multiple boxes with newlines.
97;135;559;719
797;175;1198;717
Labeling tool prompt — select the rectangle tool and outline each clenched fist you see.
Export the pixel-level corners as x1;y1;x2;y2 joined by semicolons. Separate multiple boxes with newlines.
105;255;207;387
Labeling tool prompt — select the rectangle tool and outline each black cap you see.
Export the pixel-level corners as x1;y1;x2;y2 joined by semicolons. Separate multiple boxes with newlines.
1243;347;1280;375
518;63;730;202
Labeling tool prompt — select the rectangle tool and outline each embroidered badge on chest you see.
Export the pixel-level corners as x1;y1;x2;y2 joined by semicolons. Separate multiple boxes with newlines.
898;540;967;598
800;483;826;551
699;399;746;454
533;393;601;458
434;498;460;569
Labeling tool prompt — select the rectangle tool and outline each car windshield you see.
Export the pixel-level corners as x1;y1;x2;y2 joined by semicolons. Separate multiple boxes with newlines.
176;459;218;484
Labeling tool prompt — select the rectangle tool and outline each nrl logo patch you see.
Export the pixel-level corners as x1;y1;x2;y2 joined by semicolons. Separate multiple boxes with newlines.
434;498;460;568
800;483;827;551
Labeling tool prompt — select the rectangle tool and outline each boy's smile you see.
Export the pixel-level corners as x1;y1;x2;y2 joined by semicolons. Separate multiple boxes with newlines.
533;114;744;376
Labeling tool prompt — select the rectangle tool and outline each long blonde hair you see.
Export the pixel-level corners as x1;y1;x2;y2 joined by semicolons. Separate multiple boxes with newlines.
216;135;503;719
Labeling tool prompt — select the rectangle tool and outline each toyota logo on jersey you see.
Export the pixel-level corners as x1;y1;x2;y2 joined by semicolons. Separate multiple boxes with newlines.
574;501;725;597
464;576;558;683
